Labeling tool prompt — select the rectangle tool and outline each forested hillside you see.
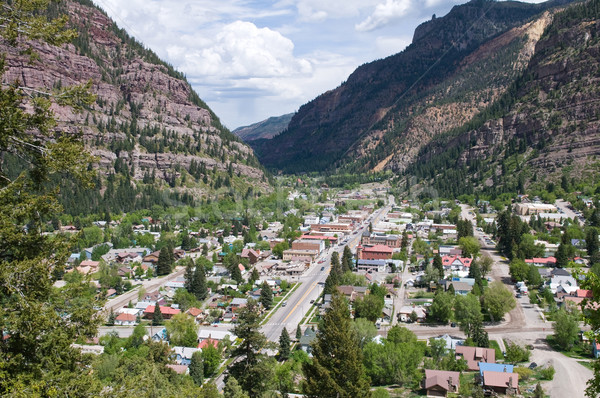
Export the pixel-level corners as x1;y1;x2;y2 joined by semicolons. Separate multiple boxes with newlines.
0;0;270;217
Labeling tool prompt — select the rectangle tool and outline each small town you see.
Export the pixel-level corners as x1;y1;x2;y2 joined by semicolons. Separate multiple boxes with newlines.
56;180;596;397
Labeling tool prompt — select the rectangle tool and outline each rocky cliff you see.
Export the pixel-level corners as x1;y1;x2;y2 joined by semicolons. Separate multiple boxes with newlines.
0;0;268;214
251;0;574;173
405;0;600;197
233;113;294;142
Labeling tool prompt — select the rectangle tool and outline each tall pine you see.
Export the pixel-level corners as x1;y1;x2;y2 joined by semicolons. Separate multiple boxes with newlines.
191;263;208;300
279;328;291;361
152;304;163;326
260;281;273;309
303;292;371;397
342;246;353;273
156;246;171;276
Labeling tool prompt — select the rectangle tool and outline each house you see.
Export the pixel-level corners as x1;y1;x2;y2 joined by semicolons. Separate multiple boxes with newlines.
152;328;168;342
198;338;219;350
76;260;100;274
434;334;464;350
357;244;394;260
241;248;261;265
337;285;367;302
230;298;248;310
398;305;427;322
143;305;181;320
524;257;556;267
593;341;600;359
441;256;472;272
423;369;460;397
114;312;137;326
198;329;234;344
549;268;578;294
482;371;519;395
282;248;319;262
455;346;495;371
172;346;200;366
478;363;514;378
186;307;204;323
299;328;317;354
445;281;473;296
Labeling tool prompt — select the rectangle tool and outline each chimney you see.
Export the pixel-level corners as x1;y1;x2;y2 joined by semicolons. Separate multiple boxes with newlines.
448;376;453;390
509;376;513;387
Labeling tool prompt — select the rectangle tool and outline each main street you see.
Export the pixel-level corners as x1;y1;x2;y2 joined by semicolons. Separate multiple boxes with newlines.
261;195;394;342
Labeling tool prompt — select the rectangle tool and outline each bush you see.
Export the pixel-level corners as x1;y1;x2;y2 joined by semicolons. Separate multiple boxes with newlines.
539;365;555;380
514;366;533;381
505;342;531;364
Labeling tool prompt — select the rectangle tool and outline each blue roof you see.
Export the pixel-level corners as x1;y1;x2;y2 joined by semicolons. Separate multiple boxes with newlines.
478;362;513;376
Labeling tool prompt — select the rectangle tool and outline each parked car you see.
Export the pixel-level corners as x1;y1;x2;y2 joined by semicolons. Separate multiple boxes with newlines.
321;266;325;271
528;362;538;369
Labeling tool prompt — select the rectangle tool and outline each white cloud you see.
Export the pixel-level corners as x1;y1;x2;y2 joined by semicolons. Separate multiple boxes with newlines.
290;0;379;21
356;0;413;32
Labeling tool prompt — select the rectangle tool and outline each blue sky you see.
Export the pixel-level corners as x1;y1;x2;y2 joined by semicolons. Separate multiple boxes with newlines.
91;0;545;130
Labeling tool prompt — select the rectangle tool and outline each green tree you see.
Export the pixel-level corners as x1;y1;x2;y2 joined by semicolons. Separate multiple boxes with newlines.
353;293;384;323
107;308;116;326
555;243;569;268
0;2;100;393
260;281;273;309
482;281;516;321
459;236;480;259
202;343;221;377
184;259;194;291
479;253;493;276
165;313;197;347
191;263;208;300
296;324;302;340
433;253;444;276
509;258;529;282
278;328;291;361
430;291;453;323
303;292;371;398
454;293;482;333
428;337;448;361
152;304;164;326
351;318;378;348
342;245;353;272
552;307;579;350
587;227;599;259
533;382;544;398
272;241;289;259
224;376;249;398
231;263;243;284
505;342;531;364
250;267;259;283
156;246;172;276
229;299;269;396
189;350;204;386
527;264;542;287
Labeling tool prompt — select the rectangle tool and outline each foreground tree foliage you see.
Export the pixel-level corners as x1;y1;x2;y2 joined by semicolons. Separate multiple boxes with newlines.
0;1;101;395
303;292;371;398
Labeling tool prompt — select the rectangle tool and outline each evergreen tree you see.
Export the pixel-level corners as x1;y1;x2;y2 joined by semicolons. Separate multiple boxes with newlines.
330;251;342;276
296;324;302;340
533;382;544;398
157;246;171;276
555;243;569;268
587;227;599;259
231;263;243;284
224;377;250;398
107;308;116;326
303;292;371;398
152;304;163;326
279;328;291;361
191;263;208;301
189;350;204;386
342;245;353;273
260;281;273;309
184;258;194;291
250;268;260;283
433;253;444;276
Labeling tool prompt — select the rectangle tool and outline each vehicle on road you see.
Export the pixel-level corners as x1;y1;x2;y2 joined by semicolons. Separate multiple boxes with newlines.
282;301;287;307
310;300;315;304
321;266;325;271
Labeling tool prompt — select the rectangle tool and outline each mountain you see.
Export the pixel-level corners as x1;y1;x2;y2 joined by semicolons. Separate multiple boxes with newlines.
233;113;294;142
251;0;575;173
403;0;600;198
0;0;269;215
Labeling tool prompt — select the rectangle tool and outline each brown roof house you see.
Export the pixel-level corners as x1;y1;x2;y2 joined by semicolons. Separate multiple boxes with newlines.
423;369;460;397
455;346;495;371
482;371;519;395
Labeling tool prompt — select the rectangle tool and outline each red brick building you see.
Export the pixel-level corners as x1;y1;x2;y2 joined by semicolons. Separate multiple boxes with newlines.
357;244;393;260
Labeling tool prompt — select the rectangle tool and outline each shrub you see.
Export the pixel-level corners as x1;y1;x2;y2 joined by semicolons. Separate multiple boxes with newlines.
539;365;555;380
514;366;533;381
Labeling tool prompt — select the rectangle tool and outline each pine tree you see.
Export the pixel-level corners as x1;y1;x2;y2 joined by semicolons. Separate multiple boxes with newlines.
260;281;273;309
191;264;208;300
107;308;115;326
342;245;353;273
279;328;291;361
433;253;443;276
533;382;544;398
250;267;260;283
303;292;371;397
296;324;302;340
331;251;342;277
555;243;569;268
231;263;243;284
157;246;171;276
184;259;194;291
189;351;204;386
152;304;163;326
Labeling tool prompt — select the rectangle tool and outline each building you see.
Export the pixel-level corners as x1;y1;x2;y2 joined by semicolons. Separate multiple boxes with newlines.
398;305;427;322
143;305;181;320
171;346;200;366
362;233;402;248
525;257;556;267
282;249;319;262
291;240;324;253
482;371;519;395
455;346;495;371
515;202;557;215
114;313;137;326
358;244;393;260
356;259;387;274
310;223;352;233
423;369;460;397
441;256;472;272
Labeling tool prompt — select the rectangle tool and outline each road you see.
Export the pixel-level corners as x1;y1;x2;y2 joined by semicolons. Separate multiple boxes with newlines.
260;195;394;342
103;266;187;315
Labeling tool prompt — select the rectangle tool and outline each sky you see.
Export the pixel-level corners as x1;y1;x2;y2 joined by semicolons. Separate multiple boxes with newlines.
91;0;545;130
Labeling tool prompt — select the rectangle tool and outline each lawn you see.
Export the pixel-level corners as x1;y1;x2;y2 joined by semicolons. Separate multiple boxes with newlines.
546;335;593;359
